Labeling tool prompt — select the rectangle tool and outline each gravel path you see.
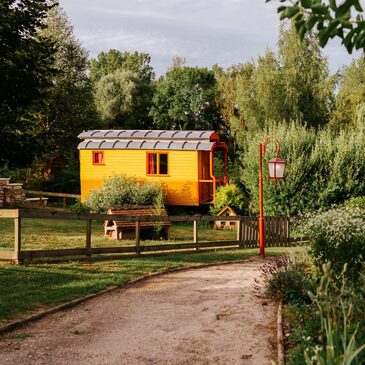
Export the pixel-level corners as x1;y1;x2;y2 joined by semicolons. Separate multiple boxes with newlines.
0;259;277;365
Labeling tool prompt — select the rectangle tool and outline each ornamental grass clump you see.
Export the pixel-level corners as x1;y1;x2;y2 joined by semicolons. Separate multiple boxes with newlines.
85;175;165;213
301;207;365;281
304;263;365;365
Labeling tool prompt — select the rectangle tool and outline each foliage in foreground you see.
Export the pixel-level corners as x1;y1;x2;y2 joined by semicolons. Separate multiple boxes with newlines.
301;206;365;280
84;175;165;213
269;0;365;53
303;263;365;365
267;260;365;365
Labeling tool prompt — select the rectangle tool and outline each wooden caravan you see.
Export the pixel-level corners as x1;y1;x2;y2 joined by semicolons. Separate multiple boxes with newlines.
78;130;229;206
104;206;171;240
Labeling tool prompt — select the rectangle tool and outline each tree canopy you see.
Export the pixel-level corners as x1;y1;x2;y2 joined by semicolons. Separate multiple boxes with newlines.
232;24;335;137
331;56;365;130
150;66;221;130
36;4;96;161
0;0;56;167
89;50;155;83
90;49;155;129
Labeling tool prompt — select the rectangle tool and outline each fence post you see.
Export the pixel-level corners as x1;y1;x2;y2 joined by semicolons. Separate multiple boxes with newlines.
135;220;141;254
193;220;199;251
86;219;92;258
236;217;242;245
14;212;21;264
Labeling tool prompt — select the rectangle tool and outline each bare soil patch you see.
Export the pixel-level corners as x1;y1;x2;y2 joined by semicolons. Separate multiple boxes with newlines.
0;259;277;364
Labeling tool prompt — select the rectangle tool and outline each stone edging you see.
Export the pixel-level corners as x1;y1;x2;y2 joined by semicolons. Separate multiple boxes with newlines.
277;302;285;365
0;259;255;335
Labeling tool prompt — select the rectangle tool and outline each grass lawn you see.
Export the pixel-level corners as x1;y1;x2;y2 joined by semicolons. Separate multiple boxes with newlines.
0;218;236;250
0;247;301;324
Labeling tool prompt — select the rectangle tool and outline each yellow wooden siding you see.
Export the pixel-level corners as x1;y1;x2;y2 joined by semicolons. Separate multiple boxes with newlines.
80;150;199;206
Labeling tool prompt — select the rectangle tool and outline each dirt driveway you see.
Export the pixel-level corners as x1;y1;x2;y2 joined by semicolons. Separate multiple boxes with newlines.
0;259;277;365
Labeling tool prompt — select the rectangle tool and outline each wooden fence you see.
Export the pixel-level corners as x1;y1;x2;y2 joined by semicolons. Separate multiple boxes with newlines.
0;209;300;263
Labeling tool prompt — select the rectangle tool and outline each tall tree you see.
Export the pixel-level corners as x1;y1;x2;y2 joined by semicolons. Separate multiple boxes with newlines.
277;24;335;127
36;4;96;161
234;24;335;134
89;49;155;128
94;69;153;129
0;0;56;167
89;50;155;83
332;56;365;130
150;66;221;130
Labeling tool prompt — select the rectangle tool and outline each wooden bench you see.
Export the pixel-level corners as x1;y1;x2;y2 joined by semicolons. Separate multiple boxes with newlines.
104;206;171;240
25;197;49;207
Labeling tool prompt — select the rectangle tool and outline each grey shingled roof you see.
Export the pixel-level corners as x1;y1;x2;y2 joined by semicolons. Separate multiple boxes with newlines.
77;130;218;151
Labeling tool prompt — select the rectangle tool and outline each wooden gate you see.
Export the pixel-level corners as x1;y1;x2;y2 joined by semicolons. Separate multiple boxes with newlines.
241;216;290;247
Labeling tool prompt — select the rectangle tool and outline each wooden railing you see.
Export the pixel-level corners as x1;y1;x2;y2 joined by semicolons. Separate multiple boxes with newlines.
0;209;300;263
22;190;81;208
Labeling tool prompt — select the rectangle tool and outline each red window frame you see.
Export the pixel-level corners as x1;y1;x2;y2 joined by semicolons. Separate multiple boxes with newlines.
146;152;169;176
93;151;104;165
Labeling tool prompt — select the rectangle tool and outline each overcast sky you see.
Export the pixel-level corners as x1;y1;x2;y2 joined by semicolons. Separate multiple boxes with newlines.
60;0;359;76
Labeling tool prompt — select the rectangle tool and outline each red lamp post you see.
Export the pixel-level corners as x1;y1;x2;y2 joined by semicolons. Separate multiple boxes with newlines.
259;137;286;256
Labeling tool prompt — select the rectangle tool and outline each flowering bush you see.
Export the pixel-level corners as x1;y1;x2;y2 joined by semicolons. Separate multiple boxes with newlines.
301;207;365;280
85;175;164;213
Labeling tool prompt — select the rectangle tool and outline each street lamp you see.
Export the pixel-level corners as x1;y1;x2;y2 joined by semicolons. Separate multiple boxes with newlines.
259;137;286;256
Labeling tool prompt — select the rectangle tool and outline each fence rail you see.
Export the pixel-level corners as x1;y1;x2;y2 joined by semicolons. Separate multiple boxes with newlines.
0;209;301;263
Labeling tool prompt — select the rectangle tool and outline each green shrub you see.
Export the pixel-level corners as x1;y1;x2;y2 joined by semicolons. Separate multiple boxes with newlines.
240;121;365;215
84;175;164;213
343;196;365;208
209;183;248;215
301;206;365;280
70;200;90;213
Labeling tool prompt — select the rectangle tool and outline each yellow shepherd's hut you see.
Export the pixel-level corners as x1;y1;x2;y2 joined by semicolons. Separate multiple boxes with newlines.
78;130;228;206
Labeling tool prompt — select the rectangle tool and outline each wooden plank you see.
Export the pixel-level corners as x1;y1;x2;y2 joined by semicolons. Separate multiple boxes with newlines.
141;241;240;252
21;241;241;259
236;218;242;243
142;243;197;252
19;209;242;222
21;248;87;259
247;217;251;246
86;220;92;257
91;246;137;254
0;251;16;260
135;221;141;254
241;217;246;243
22;190;81;198
14;217;21;262
0;209;19;218
193;220;198;249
